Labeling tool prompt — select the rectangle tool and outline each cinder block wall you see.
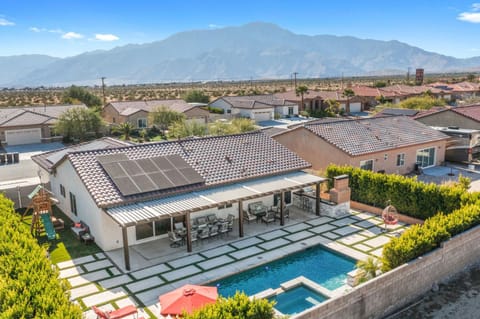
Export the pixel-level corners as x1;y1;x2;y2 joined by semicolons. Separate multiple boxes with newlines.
293;224;480;319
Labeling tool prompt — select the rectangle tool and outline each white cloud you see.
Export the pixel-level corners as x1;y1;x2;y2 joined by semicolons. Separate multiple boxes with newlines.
48;29;63;34
29;26;42;32
0;18;14;26
208;24;223;29
94;33;119;41
62;31;84;39
458;3;480;22
458;12;480;23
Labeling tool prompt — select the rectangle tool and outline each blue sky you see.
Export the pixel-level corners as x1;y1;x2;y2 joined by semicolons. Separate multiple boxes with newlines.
1;1;480;58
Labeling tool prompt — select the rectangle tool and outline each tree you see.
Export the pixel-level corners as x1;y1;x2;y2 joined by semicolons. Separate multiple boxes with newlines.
325;99;340;115
231;118;256;133
343;88;355;114
0;194;82;318
114;122;134;141
55;107;104;142
168;120;207;139
149;106;186;133
183;90;210;103
355;257;381;285
295;85;309;112
184;292;275;319
62;85;102;108
398;96;446;110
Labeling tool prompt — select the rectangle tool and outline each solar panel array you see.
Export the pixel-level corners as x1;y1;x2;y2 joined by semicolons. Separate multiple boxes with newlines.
98;154;205;196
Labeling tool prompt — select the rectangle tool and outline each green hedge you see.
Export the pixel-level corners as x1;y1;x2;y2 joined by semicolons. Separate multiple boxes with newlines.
0;194;81;318
382;204;480;271
184;292;275;319
326;165;479;219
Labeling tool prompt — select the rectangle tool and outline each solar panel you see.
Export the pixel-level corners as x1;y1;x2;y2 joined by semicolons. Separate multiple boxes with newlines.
120;160;142;176
112;176;140;196
151;156;175;170
97;153;128;164
101;162;127;178
99;154;205;196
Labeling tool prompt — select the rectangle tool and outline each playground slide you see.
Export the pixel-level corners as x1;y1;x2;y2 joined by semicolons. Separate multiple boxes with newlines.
40;214;56;240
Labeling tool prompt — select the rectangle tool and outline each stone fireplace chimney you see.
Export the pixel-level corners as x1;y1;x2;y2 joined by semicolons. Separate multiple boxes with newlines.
329;175;351;204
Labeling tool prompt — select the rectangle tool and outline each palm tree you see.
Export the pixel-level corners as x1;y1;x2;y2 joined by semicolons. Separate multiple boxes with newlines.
355;257;381;285
115;122;134;141
296;85;309;112
343;88;355;114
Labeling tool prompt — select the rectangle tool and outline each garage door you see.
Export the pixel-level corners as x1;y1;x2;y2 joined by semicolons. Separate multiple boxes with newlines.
5;128;42;145
252;111;272;122
349;102;362;113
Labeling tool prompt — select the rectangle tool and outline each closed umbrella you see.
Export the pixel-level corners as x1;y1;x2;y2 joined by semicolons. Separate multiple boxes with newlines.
159;284;218;316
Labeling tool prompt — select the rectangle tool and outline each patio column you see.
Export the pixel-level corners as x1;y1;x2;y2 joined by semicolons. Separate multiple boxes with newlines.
280;192;285;226
238;200;244;237
315;182;321;216
122;226;130;271
186;212;192;253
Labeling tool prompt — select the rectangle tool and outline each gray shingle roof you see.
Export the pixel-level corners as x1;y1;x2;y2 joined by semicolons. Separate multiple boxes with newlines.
107;100;194;115
221;95;296;109
304;116;449;156
65;131;311;207
0;104;87;127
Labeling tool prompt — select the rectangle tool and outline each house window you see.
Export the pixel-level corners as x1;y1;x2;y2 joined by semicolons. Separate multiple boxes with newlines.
136;223;154;240
384;154;388;160
60;184;66;197
154;219;170;236
360;159;374;171
396;153;405;166
136;219;171;240
416;147;435;168
112;117;116;124
273;191;292;206
137;118;147;128
288;107;294;115
69;192;77;216
227;109;232;114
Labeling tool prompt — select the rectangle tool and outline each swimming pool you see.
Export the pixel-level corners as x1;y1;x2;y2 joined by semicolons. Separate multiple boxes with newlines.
212;245;356;297
269;285;327;315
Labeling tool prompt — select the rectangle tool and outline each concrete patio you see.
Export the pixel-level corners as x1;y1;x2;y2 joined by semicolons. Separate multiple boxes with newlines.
56;209;407;319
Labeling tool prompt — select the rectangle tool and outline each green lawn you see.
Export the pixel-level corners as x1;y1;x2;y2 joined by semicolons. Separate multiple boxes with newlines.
19;206;101;264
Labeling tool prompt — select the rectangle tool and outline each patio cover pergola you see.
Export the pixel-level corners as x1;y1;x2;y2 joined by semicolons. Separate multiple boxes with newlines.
105;171;326;270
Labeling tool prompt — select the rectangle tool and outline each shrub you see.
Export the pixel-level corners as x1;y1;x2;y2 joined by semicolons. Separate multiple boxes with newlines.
325;165;476;219
0;194;82;318
382;204;480;271
184;292;275;319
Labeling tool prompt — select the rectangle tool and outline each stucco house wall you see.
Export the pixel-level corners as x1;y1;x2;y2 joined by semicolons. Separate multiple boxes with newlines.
273;127;446;174
416;111;480;130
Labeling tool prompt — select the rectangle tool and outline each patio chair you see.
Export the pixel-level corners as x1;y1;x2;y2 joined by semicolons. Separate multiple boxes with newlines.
196;216;208;228
274;207;290;221
198;225;209;240
191;229;199;246
243;210;257;224
218;221;229;237
207;214;218;224
168;231;182;248
174;222;186;236
91;305;137;319
209;224;219;238
262;211;276;225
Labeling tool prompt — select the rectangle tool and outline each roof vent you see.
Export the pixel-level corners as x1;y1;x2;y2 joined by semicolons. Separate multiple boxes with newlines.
448;126;459;130
225;155;232;164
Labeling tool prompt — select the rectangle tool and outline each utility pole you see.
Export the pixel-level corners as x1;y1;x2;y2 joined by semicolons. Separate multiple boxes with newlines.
406;68;411;84
293;72;298;90
101;77;107;106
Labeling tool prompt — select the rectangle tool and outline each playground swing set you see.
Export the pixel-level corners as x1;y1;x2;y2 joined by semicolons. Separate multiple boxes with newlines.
22;185;64;240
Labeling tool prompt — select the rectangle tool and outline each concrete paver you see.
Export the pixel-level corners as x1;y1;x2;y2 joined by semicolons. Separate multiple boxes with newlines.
197;255;235;270
331;217;357;227
98;275;133;289
284;230;315;242
363;235;392;248
258;237;290;250
230;237;264;249
167;254;204;269
322;232;340;240
283;222;311;233
339;233;368;246
305;216;334;226
199;245;236;258
229;246;264;260
84;259;113;272
126;276;164;293
69;284;99;299
57;255;96;269
59;266;84;279
161;265;202;282
333;225;361;236
257;229;289;240
131;264;171;280
309;223;336;234
82;288;129;307
68;269;111;287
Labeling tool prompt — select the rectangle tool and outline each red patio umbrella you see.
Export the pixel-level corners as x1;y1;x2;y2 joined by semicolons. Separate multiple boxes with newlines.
159;284;218;316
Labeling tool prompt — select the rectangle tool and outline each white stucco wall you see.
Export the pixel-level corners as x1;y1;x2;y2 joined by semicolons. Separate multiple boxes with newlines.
52;161;123;251
275;105;299;117
210;99;233;114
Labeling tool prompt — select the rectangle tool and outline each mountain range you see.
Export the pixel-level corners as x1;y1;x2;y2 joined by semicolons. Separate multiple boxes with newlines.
2;22;480;87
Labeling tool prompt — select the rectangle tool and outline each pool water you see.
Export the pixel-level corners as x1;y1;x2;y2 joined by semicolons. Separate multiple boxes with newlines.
269;285;326;315
212;245;355;297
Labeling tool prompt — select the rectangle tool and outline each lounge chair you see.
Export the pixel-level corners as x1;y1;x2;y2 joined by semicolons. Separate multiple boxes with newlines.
168;231;182;247
196;216;208;228
92;305;137;319
218;221;229;237
226;214;235;231
274;207;290;221
174;222;186;236
198;225;209;240
206;214;218;224
209;224;219;238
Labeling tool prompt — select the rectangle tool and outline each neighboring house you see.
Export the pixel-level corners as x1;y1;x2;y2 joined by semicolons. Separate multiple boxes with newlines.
0;104;87;146
414;104;480;130
272;116;448;175
274;90;364;113
209;95;298;122
102;99;209;129
427;81;480;101
349;85;397;109
43;131;324;270
373;108;421;118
